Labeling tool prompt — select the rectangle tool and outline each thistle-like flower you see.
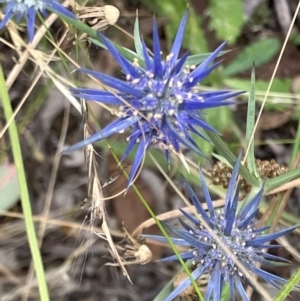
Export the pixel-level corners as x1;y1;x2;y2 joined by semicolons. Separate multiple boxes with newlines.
0;0;75;42
66;11;242;188
144;155;298;301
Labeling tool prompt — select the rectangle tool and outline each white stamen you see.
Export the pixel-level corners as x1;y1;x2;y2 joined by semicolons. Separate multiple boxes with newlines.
132;78;140;85
153;113;162;120
166;53;174;61
168;109;175;116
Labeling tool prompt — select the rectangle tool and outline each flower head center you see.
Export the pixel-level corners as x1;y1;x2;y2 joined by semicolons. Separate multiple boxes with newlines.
7;0;46;13
193;211;257;278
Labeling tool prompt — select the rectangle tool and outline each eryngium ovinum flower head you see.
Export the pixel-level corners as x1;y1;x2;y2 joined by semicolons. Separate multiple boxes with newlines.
66;11;242;189
144;154;298;301
0;0;75;42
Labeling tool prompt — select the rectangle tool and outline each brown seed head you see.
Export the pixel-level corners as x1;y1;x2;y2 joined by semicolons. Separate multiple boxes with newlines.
208;158;288;192
104;5;120;25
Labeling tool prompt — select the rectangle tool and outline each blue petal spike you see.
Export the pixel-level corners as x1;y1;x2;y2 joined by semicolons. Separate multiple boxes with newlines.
143;234;190;246
187;116;219;133
228;277;235;301
71;89;124;105
126;135;151;189
169;9;188;68
238;209;259;229
198;169;215;217
257;252;290;263
99;33;140;78
250;266;292;288
224;152;243;218
182;100;233;110
203;90;244;102
141;40;153;70
120;134;139;164
205;262;222;301
247;225;298;247
182;178;213;228
234;277;250;301
26;7;36;42
179;208;200;227
163;222;211;249
184;63;221;89
165;267;206;301
178;218;195;233
159;251;194;262
165;118;204;156
173;51;190;74
188;41;227;80
239;184;265;219
224;182;240;236
49;1;75;19
0;10;14;29
63;116;138;154
0;0;75;42
78;69;144;98
189;125;210;141
152;18;163;77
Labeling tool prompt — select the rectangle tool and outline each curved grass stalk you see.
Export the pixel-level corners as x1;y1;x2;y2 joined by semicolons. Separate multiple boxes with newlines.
0;66;49;301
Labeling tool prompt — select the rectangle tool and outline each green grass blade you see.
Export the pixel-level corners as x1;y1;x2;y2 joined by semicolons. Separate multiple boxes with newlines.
208;0;244;44
274;266;300;301
289;117;300;168
0;66;49;301
223;38;280;76
245;66;259;177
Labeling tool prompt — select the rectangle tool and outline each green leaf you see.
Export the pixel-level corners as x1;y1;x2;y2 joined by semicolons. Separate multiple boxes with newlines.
289;116;300;168
266;167;300;193
133;16;143;58
223;38;280;76
185;8;208;53
206;106;233;133
208;0;244;44
212;153;232;167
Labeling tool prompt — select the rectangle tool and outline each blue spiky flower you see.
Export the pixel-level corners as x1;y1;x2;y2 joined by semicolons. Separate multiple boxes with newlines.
144;154;298;301
65;11;242;188
0;0;75;42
